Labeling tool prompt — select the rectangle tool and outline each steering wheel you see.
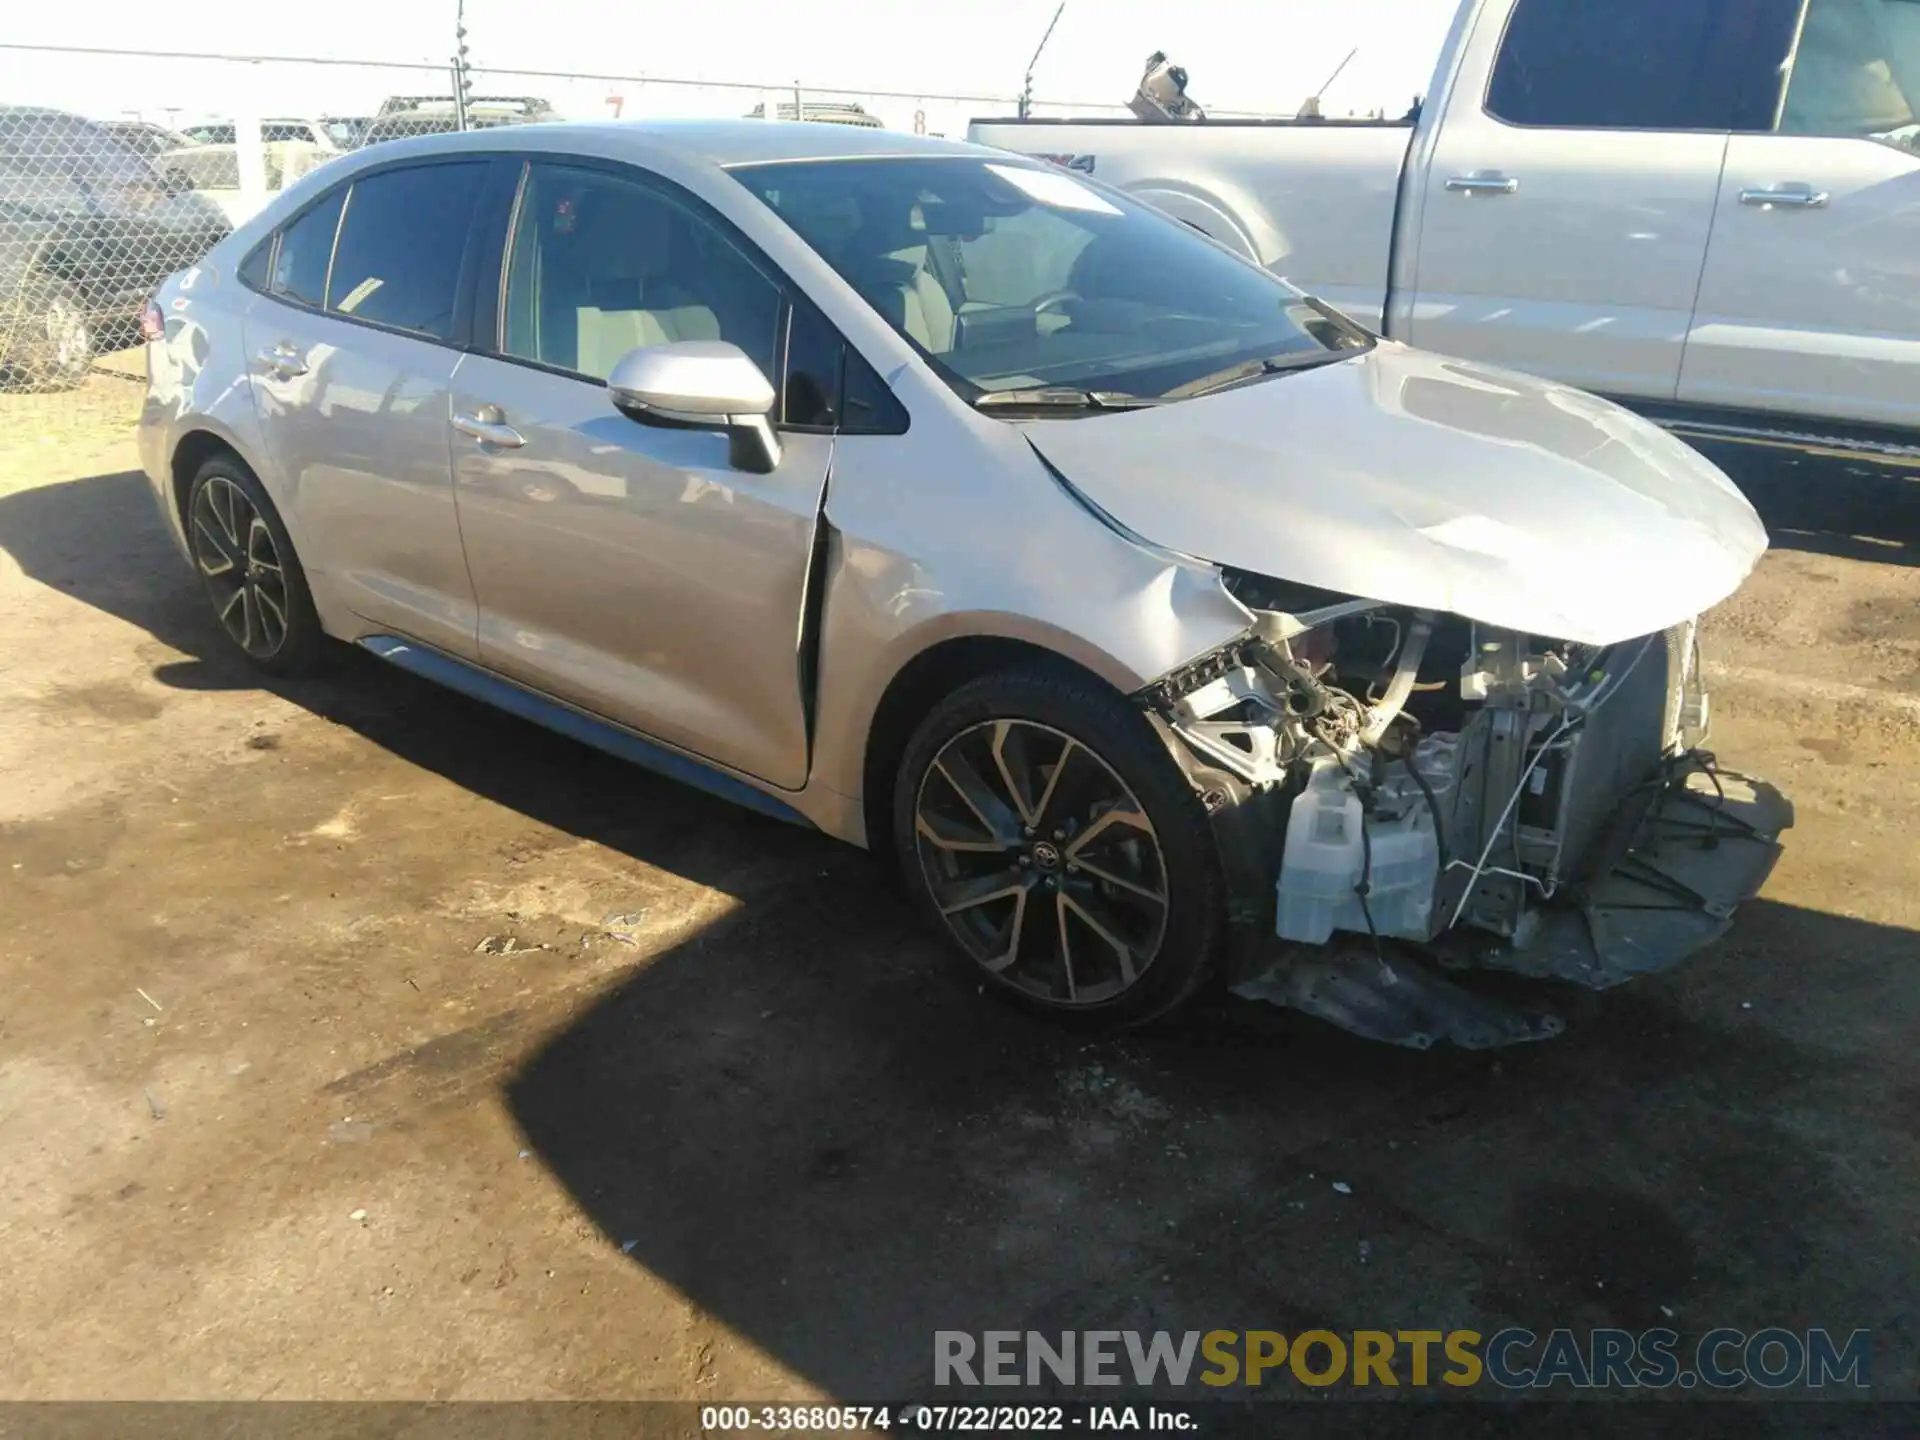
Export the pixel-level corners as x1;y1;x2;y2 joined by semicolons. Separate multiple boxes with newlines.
1031;289;1081;317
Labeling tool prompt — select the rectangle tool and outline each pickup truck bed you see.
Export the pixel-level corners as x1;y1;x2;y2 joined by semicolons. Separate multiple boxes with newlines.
972;0;1920;458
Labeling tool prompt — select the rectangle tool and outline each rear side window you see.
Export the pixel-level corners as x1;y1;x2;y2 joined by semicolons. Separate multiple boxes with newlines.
1782;0;1920;138
1487;0;1802;131
270;186;345;308
326;162;487;339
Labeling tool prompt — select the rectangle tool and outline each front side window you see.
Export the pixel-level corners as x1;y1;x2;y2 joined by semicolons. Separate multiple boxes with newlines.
1488;0;1799;131
326;161;487;339
1783;0;1920;142
732;157;1365;405
501;162;782;384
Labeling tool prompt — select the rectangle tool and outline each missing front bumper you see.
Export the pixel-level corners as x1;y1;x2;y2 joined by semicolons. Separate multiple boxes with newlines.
1228;763;1792;1049
1472;765;1792;990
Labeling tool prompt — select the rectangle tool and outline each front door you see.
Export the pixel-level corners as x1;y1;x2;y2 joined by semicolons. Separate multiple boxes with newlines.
1680;0;1920;430
1406;0;1795;401
448;160;832;791
245;159;493;658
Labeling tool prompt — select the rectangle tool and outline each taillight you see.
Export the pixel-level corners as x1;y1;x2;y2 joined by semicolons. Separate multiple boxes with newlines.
139;297;165;343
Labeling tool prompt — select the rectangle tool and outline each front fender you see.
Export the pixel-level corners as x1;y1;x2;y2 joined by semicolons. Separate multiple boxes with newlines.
805;409;1255;817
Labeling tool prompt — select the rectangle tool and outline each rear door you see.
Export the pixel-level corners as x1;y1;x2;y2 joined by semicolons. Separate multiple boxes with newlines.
244;157;495;658
1680;0;1920;430
1407;0;1794;400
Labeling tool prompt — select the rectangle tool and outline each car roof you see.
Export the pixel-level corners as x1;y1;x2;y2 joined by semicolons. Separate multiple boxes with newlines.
354;118;991;171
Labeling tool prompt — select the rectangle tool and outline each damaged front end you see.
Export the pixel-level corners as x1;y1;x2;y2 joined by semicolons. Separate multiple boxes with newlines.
1143;571;1793;1050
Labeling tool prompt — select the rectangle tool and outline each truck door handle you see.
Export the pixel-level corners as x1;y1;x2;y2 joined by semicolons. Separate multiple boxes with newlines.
255;343;308;377
1446;174;1519;195
453;407;525;448
1739;186;1829;210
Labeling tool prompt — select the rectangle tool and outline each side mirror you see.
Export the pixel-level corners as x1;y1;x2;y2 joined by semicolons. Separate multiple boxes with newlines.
605;341;783;474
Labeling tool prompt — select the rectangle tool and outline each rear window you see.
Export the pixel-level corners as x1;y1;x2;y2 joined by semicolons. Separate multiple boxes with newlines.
325;162;487;339
1487;0;1801;132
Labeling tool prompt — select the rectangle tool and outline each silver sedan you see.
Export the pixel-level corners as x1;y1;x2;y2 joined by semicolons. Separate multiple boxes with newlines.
138;121;1789;1044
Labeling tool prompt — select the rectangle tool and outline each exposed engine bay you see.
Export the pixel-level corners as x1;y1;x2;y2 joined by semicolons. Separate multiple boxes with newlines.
1143;570;1793;1050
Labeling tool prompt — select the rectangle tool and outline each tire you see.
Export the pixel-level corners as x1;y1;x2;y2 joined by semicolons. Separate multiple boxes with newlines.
893;663;1225;1028
184;454;326;676
0;271;93;394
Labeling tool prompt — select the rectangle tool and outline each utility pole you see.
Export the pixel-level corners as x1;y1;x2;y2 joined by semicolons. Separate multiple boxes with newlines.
453;0;473;132
1017;1;1066;121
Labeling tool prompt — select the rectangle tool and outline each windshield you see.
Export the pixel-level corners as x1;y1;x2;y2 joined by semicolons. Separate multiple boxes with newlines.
731;156;1368;403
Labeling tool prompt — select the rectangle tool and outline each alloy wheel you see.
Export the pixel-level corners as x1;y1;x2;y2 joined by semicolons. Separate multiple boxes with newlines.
189;477;290;660
914;719;1170;1006
44;295;90;375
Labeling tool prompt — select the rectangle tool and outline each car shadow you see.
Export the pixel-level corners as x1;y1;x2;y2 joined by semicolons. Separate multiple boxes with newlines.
1692;440;1920;568
0;465;838;896
497;879;1914;1426
1;468;1914;1428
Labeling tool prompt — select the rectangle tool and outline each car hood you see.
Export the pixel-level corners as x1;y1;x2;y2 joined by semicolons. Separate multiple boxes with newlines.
1022;343;1769;646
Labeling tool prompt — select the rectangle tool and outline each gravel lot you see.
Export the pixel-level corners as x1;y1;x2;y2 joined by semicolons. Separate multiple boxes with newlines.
0;395;1915;1421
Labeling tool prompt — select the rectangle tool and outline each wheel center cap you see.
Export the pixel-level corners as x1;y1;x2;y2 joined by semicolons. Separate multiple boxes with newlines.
1030;841;1062;872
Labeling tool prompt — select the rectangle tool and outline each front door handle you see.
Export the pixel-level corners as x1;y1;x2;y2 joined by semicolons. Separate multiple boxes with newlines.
1739;185;1830;210
1446;173;1519;195
453;407;526;448
255;343;307;377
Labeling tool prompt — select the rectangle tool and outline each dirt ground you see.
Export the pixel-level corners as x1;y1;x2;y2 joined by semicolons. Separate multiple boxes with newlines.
0;387;1915;1420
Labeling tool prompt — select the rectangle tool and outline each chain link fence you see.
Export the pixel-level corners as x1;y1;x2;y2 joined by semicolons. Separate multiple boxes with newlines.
0;44;1268;459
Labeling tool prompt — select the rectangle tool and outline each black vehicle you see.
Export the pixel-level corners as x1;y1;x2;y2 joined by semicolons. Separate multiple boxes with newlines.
100;120;196;161
0;106;232;391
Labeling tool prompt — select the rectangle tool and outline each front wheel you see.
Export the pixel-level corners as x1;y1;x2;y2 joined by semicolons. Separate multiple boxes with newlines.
893;665;1225;1027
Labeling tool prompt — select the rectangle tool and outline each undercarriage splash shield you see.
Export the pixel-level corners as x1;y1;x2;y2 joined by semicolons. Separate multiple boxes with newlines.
1233;946;1565;1051
1481;768;1792;990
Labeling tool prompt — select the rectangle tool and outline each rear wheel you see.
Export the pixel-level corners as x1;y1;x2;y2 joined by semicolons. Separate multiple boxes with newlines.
185;455;325;675
893;665;1224;1027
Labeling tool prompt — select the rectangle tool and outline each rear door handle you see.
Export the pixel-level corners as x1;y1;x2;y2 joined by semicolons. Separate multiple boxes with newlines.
1739;185;1829;210
1446;173;1519;195
255;344;307;377
453;408;526;448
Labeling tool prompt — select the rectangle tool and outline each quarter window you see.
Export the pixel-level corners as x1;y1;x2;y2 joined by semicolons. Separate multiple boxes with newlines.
782;301;844;429
501;162;781;383
326;162;487;339
1488;0;1801;132
777;299;911;435
270;186;344;308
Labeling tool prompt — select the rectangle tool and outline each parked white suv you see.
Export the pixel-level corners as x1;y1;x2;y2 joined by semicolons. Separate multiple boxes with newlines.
972;0;1920;462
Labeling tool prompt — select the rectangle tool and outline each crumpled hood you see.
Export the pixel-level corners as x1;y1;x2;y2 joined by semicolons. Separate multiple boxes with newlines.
1023;343;1769;646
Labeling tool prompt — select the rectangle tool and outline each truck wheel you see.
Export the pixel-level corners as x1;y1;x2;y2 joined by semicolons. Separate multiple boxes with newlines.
0;272;93;393
893;664;1225;1027
185;454;325;676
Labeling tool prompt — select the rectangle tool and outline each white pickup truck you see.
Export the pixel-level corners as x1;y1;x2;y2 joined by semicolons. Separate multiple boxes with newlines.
972;0;1920;461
